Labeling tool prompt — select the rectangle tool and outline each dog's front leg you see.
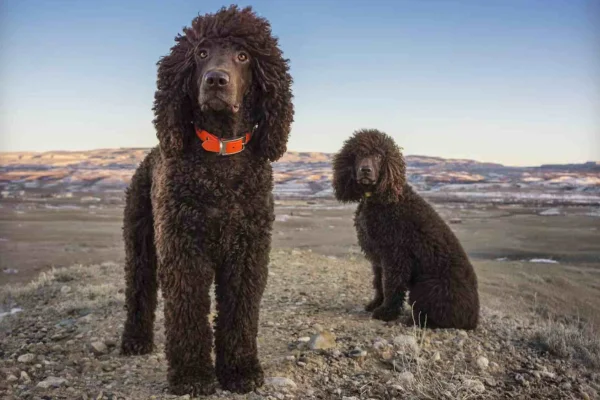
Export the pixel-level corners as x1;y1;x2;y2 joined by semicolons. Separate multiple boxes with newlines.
371;257;411;322
365;263;384;312
158;251;217;396
214;242;269;393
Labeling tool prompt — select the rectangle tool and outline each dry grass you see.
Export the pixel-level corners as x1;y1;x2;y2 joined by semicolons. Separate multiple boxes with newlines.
531;319;600;369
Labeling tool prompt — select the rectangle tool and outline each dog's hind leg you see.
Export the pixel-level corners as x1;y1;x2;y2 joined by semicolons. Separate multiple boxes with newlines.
120;157;158;356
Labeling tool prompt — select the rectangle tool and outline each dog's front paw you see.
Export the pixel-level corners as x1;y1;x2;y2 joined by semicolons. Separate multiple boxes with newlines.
169;379;218;396
120;336;154;356
371;306;400;322
365;298;384;312
218;360;264;394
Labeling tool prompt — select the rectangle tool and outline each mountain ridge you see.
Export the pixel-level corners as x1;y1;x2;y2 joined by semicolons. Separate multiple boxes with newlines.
1;148;599;205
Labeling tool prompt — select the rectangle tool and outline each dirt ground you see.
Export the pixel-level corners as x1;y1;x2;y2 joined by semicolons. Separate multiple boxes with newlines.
1;198;599;326
0;197;599;399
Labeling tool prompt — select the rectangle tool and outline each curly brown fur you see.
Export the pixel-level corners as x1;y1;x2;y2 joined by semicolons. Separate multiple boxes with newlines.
333;129;480;330
120;5;293;396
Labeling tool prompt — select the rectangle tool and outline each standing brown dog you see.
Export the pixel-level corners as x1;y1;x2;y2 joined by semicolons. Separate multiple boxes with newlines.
119;6;293;396
332;129;479;330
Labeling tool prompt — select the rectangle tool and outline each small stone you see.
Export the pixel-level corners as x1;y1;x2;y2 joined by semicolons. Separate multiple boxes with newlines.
464;379;485;393
90;341;108;355
540;371;556;380
342;397;359;400
60;285;72;294
392;335;419;356
18;353;36;363
372;338;389;350
397;371;415;385
178;395;191;400
285;356;295;362
7;374;18;383
104;339;117;348
297;336;311;343
476;356;489;370
265;377;297;389
20;371;31;383
348;348;367;359
485;378;497;387
37;376;67;389
313;324;324;333
560;382;572;390
308;331;336;350
296;361;307;368
457;330;468;338
431;351;441;363
515;374;529;387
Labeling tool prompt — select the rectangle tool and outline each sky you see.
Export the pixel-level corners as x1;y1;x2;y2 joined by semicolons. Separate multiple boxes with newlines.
0;0;598;166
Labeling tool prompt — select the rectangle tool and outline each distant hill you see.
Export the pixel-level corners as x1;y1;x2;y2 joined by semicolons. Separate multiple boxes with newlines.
1;149;599;205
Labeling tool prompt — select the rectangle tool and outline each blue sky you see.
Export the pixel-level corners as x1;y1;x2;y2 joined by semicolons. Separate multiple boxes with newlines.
1;0;598;165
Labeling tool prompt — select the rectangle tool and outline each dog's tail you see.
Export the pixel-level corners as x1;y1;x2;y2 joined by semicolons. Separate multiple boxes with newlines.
121;149;158;355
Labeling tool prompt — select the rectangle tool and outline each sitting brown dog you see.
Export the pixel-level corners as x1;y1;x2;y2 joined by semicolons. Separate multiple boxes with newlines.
332;129;480;329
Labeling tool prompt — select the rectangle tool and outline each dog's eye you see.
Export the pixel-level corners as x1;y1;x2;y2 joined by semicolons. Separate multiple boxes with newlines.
237;52;248;62
199;50;208;59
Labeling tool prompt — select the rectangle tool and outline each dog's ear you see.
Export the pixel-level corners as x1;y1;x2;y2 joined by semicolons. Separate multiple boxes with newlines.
332;140;363;203
152;33;196;158
376;142;406;202
248;41;294;162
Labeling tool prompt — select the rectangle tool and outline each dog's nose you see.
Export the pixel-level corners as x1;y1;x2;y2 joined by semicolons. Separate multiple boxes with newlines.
360;166;372;174
204;70;230;88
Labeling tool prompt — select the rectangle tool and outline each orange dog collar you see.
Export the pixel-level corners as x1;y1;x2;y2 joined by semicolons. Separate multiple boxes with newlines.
195;128;252;156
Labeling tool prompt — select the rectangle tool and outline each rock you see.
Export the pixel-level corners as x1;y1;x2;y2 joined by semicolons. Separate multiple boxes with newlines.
540;371;556;380
297;336;311;343
37;376;67;389
264;377;297;389
308;331;336;350
60;285;72;294
372;338;389;350
560;382;572;390
392;335;419;356
342;397;359;400
104;339;117;348
348;348;367;359
7;374;18;383
431;351;441;363
397;371;415;385
457;330;468;338
20;371;31;383
485;377;497;387
464;379;485;393
90;341;108;355
449;218;462;224
312;324;324;333
476;356;489;370
515;374;529;387
18;353;36;363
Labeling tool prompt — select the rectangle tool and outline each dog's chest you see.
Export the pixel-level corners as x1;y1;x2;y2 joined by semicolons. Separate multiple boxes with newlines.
356;202;398;249
154;155;272;232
